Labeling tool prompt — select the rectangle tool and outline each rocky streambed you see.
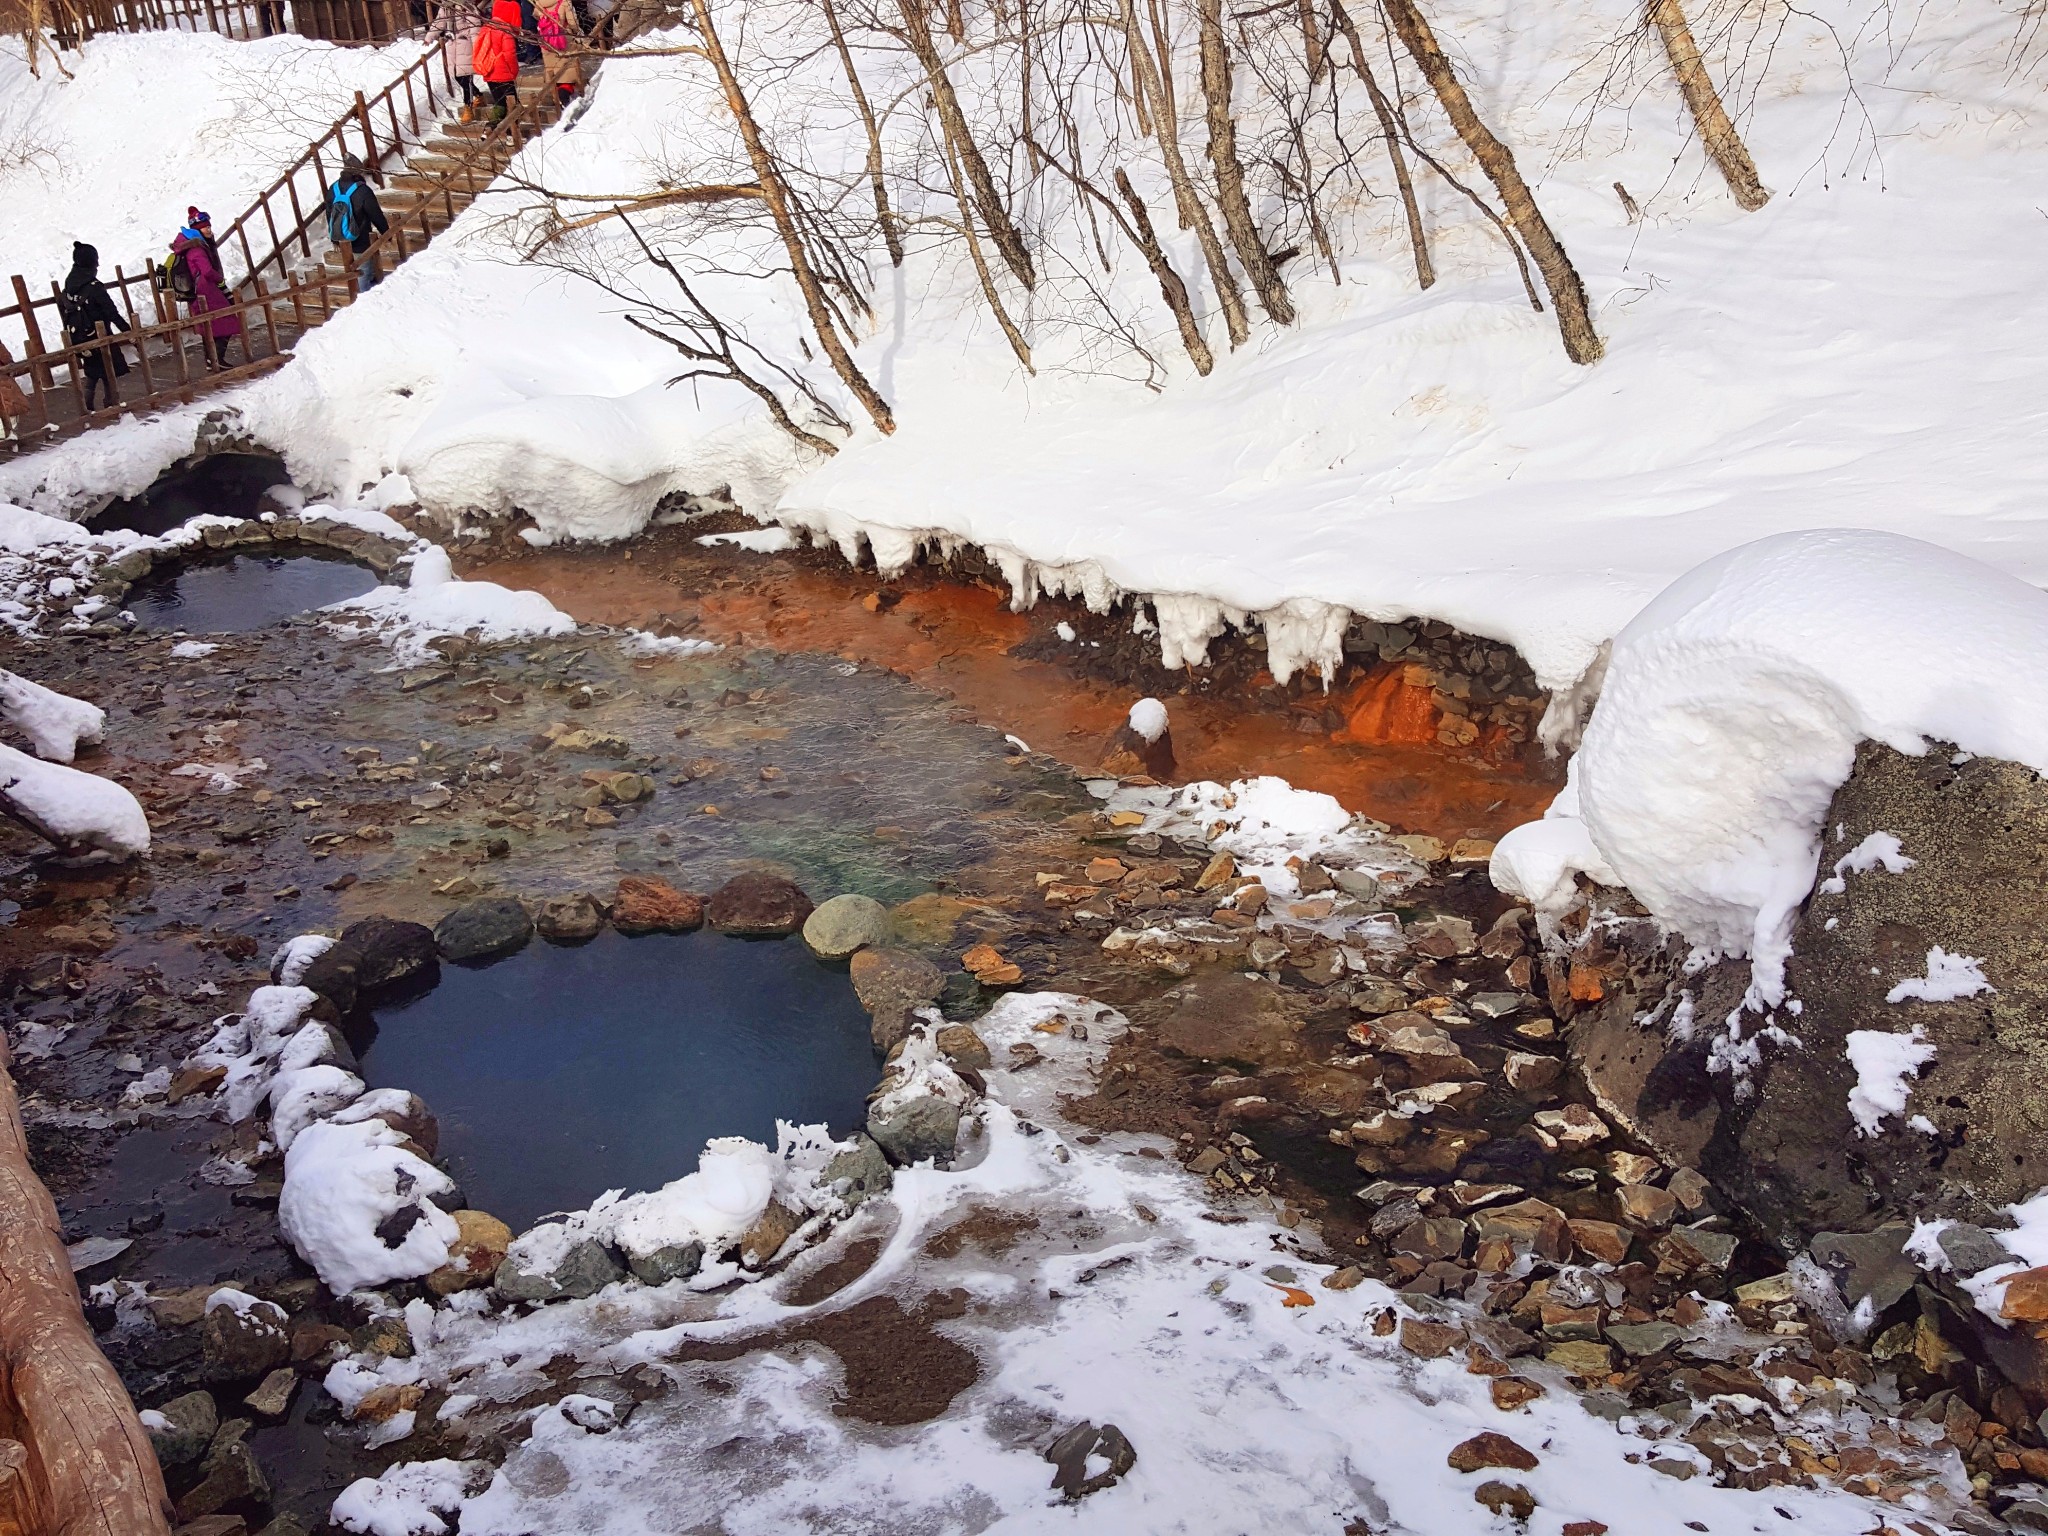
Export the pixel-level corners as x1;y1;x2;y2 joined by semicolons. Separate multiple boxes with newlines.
0;487;2039;1534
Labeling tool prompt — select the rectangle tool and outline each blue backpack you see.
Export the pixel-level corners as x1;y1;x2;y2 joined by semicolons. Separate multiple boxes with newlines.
327;182;359;246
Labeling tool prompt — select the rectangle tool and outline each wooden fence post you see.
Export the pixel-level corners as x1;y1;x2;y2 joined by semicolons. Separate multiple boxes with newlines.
10;277;55;392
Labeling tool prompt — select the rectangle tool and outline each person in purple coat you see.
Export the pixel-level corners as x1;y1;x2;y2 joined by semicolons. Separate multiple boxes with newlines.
170;208;245;371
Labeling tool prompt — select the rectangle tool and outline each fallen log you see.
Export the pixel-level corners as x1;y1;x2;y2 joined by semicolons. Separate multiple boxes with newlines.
0;1032;173;1536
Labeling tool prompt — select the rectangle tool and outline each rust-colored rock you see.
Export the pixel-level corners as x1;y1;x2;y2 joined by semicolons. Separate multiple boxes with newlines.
2002;1265;2048;1322
741;1200;803;1268
706;871;814;936
1491;1377;1544;1411
1448;1432;1539;1473
1398;1318;1463;1358
426;1210;512;1296
1567;1219;1633;1266
611;875;705;935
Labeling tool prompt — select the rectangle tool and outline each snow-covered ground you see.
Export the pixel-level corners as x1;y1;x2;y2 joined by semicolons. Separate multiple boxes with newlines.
0;30;423;304
9;0;2048;696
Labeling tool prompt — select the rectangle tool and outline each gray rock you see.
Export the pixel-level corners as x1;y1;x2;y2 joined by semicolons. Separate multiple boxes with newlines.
1606;1321;1684;1358
66;1235;132;1276
244;1368;296;1420
822;1132;894;1209
338;917;438;993
435;898;534;964
625;1241;704;1285
295;942;363;1014
535;893;605;944
201;1297;290;1383
1045;1420;1137;1500
495;1237;625;1303
1940;1222;2019;1276
176;1422;269;1522
1349;977;1410;1016
1406;915;1477;958
802;894;891;959
144;1389;218;1469
868;1093;963;1166
1468;992;1526;1019
1811;1225;1918;1315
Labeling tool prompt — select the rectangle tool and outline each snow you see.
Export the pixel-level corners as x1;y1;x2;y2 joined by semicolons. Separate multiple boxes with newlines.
342;991;1934;1536
1132;776;1423;897
168;640;218;659
331;544;577;664
0;668;104;761
1492;530;2048;1007
0;504;92;556
1816;831;1914;896
1126;697;1168;745
1844;1027;1939;1136
0;31;427;302
272;932;337;986
696;527;796;554
0;741;149;856
606;1138;775;1273
330;1458;483;1536
1490;764;1619;927
1886;947;1995;1005
279;1118;459;1295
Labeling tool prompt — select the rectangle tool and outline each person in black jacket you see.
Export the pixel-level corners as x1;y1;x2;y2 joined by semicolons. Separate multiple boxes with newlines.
59;242;130;411
327;155;392;294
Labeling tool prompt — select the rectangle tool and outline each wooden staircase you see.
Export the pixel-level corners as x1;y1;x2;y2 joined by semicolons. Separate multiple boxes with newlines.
323;72;562;276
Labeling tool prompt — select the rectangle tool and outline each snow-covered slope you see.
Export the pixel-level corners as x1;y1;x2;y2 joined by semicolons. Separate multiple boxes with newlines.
7;0;2048;693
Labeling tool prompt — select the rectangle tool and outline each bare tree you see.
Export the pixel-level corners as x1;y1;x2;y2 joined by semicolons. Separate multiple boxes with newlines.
818;0;907;264
1379;0;1604;363
685;0;898;431
1194;0;1294;323
939;126;1035;371
1119;0;1249;346
1329;0;1433;288
1648;0;1769;210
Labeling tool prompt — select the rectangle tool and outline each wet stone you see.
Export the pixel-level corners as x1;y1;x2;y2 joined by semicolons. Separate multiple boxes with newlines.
338;917;438;993
434;897;534;964
201;1298;289;1383
610;876;704;935
627;1241;705;1286
145;1389;218;1469
496;1237;626;1303
706;871;814;936
849;948;945;1049
288;942;363;1014
869;1093;964;1166
244;1368;296;1421
534;893;606;943
936;1024;992;1071
1607;1321;1684;1358
822;1132;893;1209
1810;1224;1918;1313
1350;977;1411;1016
803;894;892;959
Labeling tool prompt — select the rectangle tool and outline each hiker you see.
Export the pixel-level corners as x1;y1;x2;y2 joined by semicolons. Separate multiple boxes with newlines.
515;0;541;66
429;0;483;119
472;0;522;122
60;241;132;412
170;211;244;371
326;155;392;294
536;0;582;107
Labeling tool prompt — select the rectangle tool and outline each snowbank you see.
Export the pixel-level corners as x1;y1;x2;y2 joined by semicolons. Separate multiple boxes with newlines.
0;668;103;761
1494;530;2048;1003
330;545;576;664
0;741;148;856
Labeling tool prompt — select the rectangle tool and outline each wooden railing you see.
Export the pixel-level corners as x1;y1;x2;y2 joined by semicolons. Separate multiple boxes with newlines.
1;42;456;365
36;0;422;44
0;267;362;443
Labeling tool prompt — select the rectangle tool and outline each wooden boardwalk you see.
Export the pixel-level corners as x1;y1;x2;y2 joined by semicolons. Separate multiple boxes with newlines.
1;60;558;457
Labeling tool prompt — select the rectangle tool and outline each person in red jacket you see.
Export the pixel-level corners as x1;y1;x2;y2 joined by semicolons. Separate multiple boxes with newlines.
471;0;523;123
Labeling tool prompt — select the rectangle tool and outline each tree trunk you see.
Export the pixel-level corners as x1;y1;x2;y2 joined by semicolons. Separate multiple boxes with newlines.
1119;0;1249;346
1380;0;1604;363
818;0;904;265
1114;168;1216;375
942;133;1034;373
1648;0;1769;211
687;0;896;431
893;0;1037;289
1330;0;1433;289
1195;0;1294;324
0;1032;174;1536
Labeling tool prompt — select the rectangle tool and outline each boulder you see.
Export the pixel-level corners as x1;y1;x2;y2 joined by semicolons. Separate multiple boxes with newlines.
200;1297;289;1383
278;942;363;1015
706;872;813;936
1563;741;2048;1247
1148;969;1319;1073
494;1235;624;1303
610;876;704;935
821;1133;893;1209
337;917;438;993
802;894;891;959
868;1093;963;1166
739;1200;802;1268
848;948;945;1050
144;1390;217;1470
175;1424;269;1523
625;1241;704;1286
426;1210;513;1296
535;893;606;943
434;897;533;964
